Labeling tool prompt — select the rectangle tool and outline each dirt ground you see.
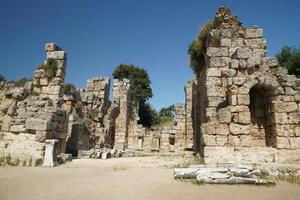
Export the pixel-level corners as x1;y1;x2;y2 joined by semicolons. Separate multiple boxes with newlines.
0;156;299;200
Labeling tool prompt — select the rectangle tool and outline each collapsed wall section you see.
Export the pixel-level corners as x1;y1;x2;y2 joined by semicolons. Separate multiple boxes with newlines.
0;43;68;165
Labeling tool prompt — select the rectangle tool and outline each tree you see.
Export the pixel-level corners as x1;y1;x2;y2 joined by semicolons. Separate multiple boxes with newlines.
0;74;5;82
113;64;156;127
113;64;153;102
159;104;175;118
276;46;300;76
138;103;159;127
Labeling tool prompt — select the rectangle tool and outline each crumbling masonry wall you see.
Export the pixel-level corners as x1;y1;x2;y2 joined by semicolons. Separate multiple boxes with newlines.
0;43;68;164
196;7;300;164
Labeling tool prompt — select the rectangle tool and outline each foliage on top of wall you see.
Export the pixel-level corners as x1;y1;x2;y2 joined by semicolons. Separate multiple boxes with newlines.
37;58;58;77
188;21;216;76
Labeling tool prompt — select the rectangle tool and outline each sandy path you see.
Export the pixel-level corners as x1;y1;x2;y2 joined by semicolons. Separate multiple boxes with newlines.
0;157;299;200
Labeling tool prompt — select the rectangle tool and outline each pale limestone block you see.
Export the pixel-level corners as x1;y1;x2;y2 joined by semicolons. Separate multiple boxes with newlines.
245;28;263;38
230;123;250;135
238;112;251;125
237;94;250;105
206;68;222;77
220;38;231;47
232;48;252;59
277;136;290;149
207;47;229;57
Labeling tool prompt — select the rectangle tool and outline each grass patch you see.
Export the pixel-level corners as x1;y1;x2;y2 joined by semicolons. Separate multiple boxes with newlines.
165;155;204;169
276;175;300;185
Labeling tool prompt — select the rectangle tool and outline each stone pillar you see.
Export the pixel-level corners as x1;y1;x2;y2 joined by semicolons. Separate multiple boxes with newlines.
112;79;131;150
33;43;67;104
43;139;59;167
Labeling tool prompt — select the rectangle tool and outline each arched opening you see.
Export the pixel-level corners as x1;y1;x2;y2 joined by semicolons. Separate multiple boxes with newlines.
249;85;277;148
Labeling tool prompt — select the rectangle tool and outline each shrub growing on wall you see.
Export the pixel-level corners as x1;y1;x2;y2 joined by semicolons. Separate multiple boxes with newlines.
37;58;58;77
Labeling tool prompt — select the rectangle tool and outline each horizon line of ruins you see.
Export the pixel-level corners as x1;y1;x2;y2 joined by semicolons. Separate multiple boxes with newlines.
0;6;299;167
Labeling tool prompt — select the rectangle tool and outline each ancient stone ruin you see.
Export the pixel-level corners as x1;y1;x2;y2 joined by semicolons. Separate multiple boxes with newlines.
0;6;299;168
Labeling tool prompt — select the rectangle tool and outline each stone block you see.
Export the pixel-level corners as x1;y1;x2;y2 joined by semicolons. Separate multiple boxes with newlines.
209;57;231;68
295;127;300;137
45;43;61;52
230;59;239;69
207;86;225;97
46;51;66;60
10;125;26;133
231;38;244;47
228;135;240;146
221;69;236;77
288;113;300;125
43;139;59;167
244;38;267;49
262;57;279;68
268;113;288;125
238;112;251;125
245;28;263;38
220;38;231;47
274;125;294;137
271;101;298;113
206;68;222;77
216;135;227;146
229;94;237;106
206;77;222;86
218;108;231;124
230;123;250;135
25;118;49;131
247;56;261;68
207;97;224;107
207;47;229;57
240;135;252;147
232;48;252;59
232;77;246;86
237;94;250;105
290;137;300;149
277;136;290;149
203;134;216;146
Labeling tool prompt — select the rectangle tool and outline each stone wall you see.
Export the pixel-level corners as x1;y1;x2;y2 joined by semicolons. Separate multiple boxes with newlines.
196;7;300;164
0;43;68;164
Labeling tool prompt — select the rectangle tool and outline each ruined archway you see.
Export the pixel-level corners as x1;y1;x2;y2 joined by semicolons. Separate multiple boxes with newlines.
249;85;277;148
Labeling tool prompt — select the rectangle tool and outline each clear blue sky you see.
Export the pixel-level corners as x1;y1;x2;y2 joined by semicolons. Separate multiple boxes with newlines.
1;0;300;109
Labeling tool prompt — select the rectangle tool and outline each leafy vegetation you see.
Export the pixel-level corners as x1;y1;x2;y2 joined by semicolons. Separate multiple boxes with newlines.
11;77;31;87
0;74;5;82
138;102;159;127
113;64;153;102
276;46;300;76
64;83;78;95
113;64;155;127
188;21;216;76
37;58;58;77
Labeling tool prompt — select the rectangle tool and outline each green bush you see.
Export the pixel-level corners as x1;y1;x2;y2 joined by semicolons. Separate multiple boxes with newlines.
276;46;300;76
188;21;216;76
37;58;58;77
64;83;77;95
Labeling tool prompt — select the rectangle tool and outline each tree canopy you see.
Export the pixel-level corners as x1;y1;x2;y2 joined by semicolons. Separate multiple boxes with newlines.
113;64;153;102
113;64;155;127
276;46;300;76
159;104;175;118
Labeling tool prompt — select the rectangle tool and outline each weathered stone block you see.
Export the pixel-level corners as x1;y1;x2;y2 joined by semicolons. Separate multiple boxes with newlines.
290;137;300;149
230;59;239;69
230;123;250;135
268;113;288;125
240;135;252;147
288;113;300;125
232;48;252;59
25;118;49;131
218;108;231;124
206;77;222;86
220;38;231;47
295;127;300;137
228;135;240;146
244;38;267;49
275;125;294;137
271;102;298;113
45;43;61;52
10;125;26;133
237;94;250;105
207;86;225;97
221;69;236;77
207;96;224;107
277;136;290;149
245;28;263;38
207;47;229;57
46;51;66;60
238;112;251;125
216;135;227;146
203;134;216;146
206;68;222;77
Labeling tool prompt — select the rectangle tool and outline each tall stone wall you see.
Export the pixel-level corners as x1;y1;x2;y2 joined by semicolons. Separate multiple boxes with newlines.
33;43;67;104
80;76;111;149
197;7;300;164
0;43;68;164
